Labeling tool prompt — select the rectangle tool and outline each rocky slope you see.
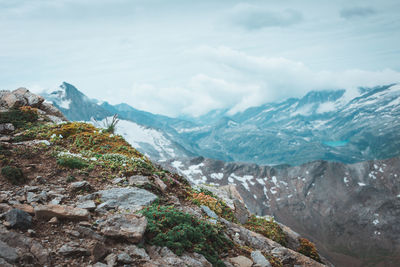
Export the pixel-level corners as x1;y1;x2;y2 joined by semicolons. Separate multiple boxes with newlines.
0;88;329;266
165;156;400;266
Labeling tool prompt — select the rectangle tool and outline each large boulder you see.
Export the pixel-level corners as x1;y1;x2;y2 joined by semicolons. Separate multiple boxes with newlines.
99;214;147;243
13;88;44;108
85;187;157;213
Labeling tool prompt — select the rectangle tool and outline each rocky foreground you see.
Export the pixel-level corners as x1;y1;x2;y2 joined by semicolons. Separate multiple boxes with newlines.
0;88;330;266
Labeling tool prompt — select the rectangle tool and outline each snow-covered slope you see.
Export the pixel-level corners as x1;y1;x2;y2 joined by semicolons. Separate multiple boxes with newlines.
177;84;400;165
92;117;189;161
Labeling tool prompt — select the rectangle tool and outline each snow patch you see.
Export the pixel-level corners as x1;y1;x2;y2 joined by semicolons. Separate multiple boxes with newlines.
58;99;71;109
210;173;224;180
317;102;336;113
358;182;366;186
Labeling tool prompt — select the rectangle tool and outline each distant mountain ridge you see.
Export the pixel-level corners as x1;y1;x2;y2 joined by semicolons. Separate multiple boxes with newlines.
162;155;400;267
42;82;400;166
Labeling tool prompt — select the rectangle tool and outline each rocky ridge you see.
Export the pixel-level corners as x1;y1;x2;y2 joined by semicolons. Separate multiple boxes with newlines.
0;89;329;266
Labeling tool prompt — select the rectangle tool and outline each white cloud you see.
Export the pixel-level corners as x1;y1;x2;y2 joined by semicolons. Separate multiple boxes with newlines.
124;46;400;117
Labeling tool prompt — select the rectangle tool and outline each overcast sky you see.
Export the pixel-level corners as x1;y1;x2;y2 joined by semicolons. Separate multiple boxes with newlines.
1;0;400;117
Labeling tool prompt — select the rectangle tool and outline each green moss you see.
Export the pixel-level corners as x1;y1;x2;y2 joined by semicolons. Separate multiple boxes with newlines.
57;156;89;169
141;204;232;266
244;215;287;246
1;166;25;184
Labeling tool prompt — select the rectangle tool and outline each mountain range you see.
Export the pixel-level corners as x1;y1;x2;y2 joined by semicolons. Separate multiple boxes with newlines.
43;82;400;166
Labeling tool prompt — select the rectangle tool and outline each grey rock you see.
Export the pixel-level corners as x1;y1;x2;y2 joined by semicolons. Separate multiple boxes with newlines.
76;200;96;210
128;175;151;187
112;177;124;184
27;191;47;204
105;253;117;266
24;185;40;192
146;246;212;267
0;240;19;263
0;123;15;134
39;102;67;120
58;242;90;257
99;214;147;243
233;199;249;224
228;255;253;267
251;250;271;267
0;226;50;264
76;226;105;242
124;245;150;260
49;196;64;205
94;187;157;212
154;177;167;191
69;181;91;191
180;252;212;267
200;205;218;219
92;263;108;267
5;209;32;229
117;252;133;263
34;204;90;221
91;241;108;262
12;88;44;108
2;91;26;108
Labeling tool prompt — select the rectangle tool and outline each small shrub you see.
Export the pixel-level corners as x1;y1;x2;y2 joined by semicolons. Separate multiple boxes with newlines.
103;114;119;134
141;204;232;266
190;191;237;222
57;156;88;169
297;238;322;263
264;253;283;267
66;175;76;183
244;215;287;246
1;166;25;184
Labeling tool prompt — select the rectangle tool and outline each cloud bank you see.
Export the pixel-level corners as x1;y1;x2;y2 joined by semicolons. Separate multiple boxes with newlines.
126;46;400;117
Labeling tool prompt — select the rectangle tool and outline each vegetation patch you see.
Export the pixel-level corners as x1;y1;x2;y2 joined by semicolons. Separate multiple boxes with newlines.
263;252;283;267
57;156;89;169
15;122;155;176
1;166;25;184
0;107;38;129
243;215;287;246
190;190;237;222
141;204;232;266
297;238;322;263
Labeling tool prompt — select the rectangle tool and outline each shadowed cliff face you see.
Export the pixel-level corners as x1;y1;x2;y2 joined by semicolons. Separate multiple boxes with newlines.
164;156;400;266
